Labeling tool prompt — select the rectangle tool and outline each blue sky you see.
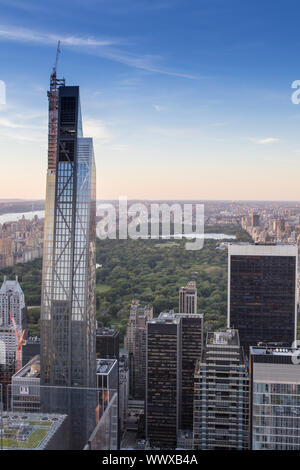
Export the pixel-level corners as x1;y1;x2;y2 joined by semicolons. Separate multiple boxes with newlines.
1;0;300;200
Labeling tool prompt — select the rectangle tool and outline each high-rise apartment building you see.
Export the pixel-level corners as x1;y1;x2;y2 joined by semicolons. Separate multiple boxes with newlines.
173;312;203;431
22;336;40;368
40;85;96;389
125;299;153;399
250;345;300;450
278;218;285;233
40;81;96;449
96;327;119;360
228;244;297;354
0;276;27;407
146;313;182;449
146;310;203;448
119;354;129;438
96;359;118;420
95;327;121;448
193;329;249;450
179;281;197;314
11;354;41;413
0;276;26;332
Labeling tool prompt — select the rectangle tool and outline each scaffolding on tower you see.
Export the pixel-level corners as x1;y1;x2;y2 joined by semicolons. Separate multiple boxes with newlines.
9;311;25;373
47;40;65;172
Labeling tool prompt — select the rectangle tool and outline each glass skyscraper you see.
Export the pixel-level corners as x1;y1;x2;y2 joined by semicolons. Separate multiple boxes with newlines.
40;84;96;448
250;345;300;450
228;244;297;355
193;329;249;450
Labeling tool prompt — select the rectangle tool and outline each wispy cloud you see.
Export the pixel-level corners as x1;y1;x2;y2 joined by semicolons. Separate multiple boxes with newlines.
0;24;200;79
0;103;47;143
209;121;228;127
84;118;111;141
0;25;117;47
250;137;280;144
153;104;166;112
0;116;45;130
147;126;189;138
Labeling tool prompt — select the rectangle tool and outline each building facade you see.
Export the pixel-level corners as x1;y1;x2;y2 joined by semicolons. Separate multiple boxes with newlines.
146;313;182;449
125;299;153;399
228;244;297;354
22;336;40;368
96;327;119;360
11;354;41;413
193;329;249;450
40;84;97;449
0;276;26;330
119;354;129;438
0;276;26;408
174;312;203;431
250;345;300;450
179;281;197;314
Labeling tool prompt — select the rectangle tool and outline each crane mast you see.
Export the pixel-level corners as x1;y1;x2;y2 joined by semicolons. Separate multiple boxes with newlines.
9;310;25;372
47;40;65;172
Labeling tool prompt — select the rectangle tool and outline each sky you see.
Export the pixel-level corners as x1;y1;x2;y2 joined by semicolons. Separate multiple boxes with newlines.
1;0;300;200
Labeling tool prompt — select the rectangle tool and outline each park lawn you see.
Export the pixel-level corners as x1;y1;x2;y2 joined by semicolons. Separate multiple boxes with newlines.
3;428;48;449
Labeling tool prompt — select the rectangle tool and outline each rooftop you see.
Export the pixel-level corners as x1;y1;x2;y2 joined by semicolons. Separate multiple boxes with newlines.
13;355;40;379
0;412;67;450
0;276;24;295
228;243;297;257
250;345;298;357
179;280;197;292
207;329;239;346
96;358;117;375
96;327;119;337
149;312;180;325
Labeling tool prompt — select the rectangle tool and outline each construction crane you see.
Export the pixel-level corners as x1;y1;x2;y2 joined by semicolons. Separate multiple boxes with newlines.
9;310;25;372
47;40;65;172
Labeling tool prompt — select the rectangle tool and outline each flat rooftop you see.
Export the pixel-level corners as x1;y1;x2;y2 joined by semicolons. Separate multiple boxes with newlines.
96;358;117;375
149;312;180;325
1;412;67;450
207;329;239;346
250;345;298;357
13;355;40;379
96;328;119;337
228;243;297;257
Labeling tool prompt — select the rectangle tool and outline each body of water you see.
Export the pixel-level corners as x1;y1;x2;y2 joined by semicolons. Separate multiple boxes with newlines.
160;233;236;240
0;210;45;224
0;211;236;241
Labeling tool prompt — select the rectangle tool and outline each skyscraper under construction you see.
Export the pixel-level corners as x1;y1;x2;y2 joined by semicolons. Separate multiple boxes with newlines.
40;49;97;448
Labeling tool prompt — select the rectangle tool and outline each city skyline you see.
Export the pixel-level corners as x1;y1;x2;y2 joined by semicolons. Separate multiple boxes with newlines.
3;0;300;454
1;1;300;200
